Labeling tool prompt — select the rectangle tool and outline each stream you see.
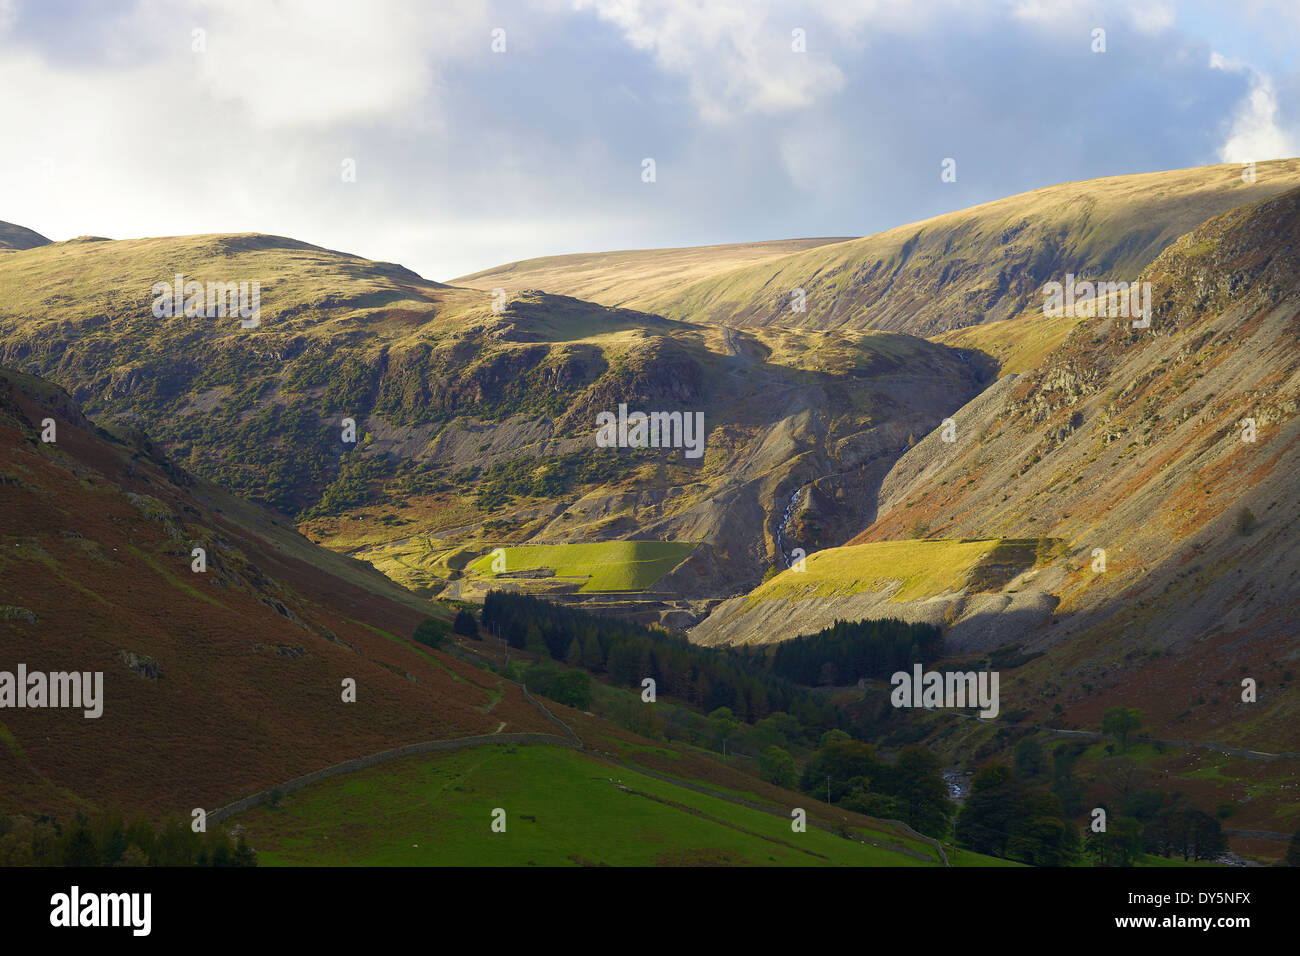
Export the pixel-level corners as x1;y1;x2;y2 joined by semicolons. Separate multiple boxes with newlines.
776;482;813;568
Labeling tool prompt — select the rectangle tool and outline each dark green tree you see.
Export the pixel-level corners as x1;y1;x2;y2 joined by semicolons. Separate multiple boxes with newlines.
1014;737;1044;780
100;827;128;867
453;609;478;637
1101;706;1143;751
413;618;446;649
887;746;955;838
580;633;604;671
801;740;877;801
709;707;741;753
63;828;99;867
1087;816;1144;867
758;746;799;789
548;670;592;710
956;763;1079;865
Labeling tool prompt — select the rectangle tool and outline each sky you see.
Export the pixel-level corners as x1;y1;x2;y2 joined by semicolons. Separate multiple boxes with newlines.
1;0;1297;281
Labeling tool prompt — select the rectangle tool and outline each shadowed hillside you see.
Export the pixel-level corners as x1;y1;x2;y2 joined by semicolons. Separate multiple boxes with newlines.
0;365;552;818
0;220;49;252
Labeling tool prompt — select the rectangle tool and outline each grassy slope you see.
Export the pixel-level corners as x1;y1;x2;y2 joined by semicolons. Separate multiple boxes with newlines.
235;744;938;867
635;160;1300;334
746;538;1044;604
465;541;697;592
451;237;856;309
933;308;1080;376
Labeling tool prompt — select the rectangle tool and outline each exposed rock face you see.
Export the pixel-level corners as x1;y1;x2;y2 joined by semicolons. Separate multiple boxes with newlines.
253;643;307;659
118;650;163;680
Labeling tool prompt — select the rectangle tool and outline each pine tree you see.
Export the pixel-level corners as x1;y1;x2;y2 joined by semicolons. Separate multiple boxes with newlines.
63;828;99;867
524;620;546;656
453;608;478;638
581;633;604;671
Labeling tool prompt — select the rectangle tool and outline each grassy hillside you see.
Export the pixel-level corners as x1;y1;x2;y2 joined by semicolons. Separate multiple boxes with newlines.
700;186;1300;749
465;541;697;592
933;308;1079;377
629;161;1300;335
744;538;1047;604
452;237;855;309
675;182;1300;862
233;744;944;866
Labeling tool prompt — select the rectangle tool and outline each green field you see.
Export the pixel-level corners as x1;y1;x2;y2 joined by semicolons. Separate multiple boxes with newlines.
749;538;1044;604
468;541;696;592
232;744;945;866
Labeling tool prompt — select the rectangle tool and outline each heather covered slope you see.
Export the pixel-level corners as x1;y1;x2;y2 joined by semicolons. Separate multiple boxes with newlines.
0;366;551;819
481;160;1300;336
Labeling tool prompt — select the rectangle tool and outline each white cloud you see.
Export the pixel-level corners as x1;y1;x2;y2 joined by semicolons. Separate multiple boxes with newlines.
1127;2;1174;35
572;0;845;123
1211;54;1298;163
1009;0;1173;35
145;0;493;129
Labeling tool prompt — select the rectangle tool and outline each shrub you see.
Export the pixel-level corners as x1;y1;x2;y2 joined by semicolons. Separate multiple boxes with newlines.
548;670;592;710
758;746;799;789
413;618;448;649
